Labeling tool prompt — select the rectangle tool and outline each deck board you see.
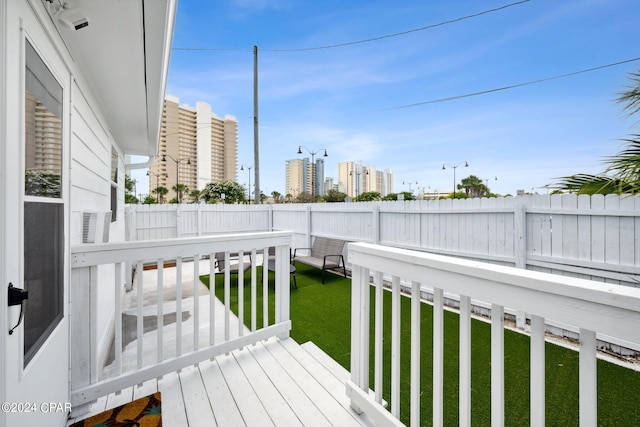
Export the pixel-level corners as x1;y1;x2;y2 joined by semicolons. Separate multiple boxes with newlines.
216;350;275;426
248;341;332;427
199;359;246;426
266;338;368;427
179;365;218;426
158;371;188;426
233;345;304;426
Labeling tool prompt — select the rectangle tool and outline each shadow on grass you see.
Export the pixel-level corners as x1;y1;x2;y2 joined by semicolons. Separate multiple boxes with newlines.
201;264;640;426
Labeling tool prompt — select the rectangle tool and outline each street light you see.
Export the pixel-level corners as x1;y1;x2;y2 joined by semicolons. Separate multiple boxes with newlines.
442;161;468;199
350;168;369;198
484;176;497;196
240;164;254;204
402;180;418;195
147;170;168;203
297;146;328;198
161;154;190;203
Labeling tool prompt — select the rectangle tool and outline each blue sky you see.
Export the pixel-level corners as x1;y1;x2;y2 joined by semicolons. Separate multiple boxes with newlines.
133;0;640;197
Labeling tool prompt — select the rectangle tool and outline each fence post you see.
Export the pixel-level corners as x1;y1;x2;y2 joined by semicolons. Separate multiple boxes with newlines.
174;206;181;238
514;198;527;329
306;204;312;247
372;204;380;244
197;204;202;237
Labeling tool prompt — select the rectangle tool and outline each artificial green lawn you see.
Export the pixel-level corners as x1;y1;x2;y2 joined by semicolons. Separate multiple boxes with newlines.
201;264;640;426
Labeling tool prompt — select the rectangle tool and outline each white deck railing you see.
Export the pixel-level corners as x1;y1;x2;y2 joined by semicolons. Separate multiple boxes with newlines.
69;231;292;408
346;242;640;427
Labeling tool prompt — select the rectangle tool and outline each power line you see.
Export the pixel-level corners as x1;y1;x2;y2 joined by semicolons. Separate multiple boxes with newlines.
379;56;640;111
265;0;530;52
172;0;530;53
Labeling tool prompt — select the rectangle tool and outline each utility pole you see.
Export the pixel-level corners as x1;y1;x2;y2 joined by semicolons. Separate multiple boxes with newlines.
253;45;260;204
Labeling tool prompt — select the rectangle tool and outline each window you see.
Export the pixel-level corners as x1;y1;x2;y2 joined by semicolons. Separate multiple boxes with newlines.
111;147;118;221
23;40;64;365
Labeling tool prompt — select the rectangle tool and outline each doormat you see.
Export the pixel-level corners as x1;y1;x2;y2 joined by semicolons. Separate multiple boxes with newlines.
70;392;161;427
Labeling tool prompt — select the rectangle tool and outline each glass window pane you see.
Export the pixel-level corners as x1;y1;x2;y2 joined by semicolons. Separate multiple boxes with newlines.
25;40;62;198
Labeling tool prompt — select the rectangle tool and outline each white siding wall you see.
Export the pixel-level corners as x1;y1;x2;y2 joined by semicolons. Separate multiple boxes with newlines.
70;81;124;374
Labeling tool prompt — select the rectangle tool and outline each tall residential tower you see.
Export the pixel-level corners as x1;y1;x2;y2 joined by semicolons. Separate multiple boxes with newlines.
149;96;238;201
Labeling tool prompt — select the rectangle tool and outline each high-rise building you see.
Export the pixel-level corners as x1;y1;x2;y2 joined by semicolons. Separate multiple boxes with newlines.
149;96;238;202
338;161;393;197
285;158;307;197
285;157;326;197
314;158;326;196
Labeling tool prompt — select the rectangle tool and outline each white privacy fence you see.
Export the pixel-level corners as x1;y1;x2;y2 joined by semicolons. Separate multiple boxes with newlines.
69;231;292;408
127;194;640;288
346;242;640;427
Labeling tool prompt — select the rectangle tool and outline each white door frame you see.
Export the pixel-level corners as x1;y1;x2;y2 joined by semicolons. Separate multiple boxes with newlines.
2;2;70;426
0;0;8;422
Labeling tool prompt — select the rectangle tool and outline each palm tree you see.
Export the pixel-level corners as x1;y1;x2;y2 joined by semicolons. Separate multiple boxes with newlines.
458;175;486;198
190;189;201;203
554;68;640;194
172;183;189;203
153;185;168;204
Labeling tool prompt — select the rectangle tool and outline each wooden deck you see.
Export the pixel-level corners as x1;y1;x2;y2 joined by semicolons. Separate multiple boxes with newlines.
68;259;373;426
69;336;372;426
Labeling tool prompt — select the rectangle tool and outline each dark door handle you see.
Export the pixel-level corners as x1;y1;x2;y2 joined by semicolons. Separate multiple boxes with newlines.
8;283;28;335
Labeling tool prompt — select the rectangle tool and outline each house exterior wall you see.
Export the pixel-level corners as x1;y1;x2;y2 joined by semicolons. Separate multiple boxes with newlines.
69;80;124;373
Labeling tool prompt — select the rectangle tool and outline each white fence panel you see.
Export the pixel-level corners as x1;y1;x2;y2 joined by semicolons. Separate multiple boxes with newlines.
131;204;177;240
126;194;640;288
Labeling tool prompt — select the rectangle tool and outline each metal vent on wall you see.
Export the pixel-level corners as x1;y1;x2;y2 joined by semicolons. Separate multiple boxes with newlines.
82;211;111;243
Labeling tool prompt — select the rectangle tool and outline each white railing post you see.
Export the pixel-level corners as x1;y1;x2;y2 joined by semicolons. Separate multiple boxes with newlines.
491;304;505;427
193;255;200;352
136;260;144;369
459;295;471;427
531;315;545;426
237;251;244;338
262;246;269;329
432;287;444;427
275;244;290;338
410;281;421;427
157;261;164;363
70;266;91;390
579;328;597;427
349;264;370;413
251;248;257;332
176;257;183;355
391;275;401;418
90;266;99;383
373;271;384;405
